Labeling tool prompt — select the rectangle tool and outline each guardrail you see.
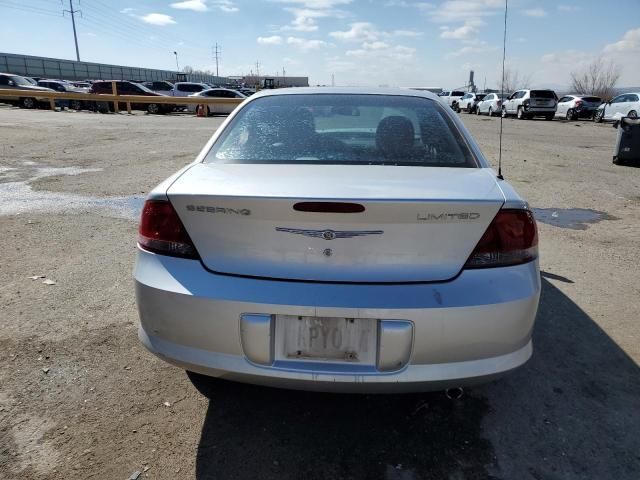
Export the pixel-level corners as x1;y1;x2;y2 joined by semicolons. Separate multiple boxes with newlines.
0;82;244;114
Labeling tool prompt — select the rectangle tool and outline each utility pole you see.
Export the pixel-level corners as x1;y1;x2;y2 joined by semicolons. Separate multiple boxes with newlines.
63;0;82;61
331;73;335;87
255;61;261;78
212;43;221;77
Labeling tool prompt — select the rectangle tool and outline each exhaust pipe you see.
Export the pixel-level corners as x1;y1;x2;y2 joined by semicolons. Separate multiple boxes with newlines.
445;387;464;400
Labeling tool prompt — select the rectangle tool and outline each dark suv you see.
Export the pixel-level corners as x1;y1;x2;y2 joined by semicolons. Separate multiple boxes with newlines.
89;80;172;114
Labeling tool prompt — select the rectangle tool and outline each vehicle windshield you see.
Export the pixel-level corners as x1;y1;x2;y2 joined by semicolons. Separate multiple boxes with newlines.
206;94;477;168
9;75;32;86
135;83;155;93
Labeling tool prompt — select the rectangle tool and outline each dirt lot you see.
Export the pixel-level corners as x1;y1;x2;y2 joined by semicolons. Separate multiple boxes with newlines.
1;106;639;480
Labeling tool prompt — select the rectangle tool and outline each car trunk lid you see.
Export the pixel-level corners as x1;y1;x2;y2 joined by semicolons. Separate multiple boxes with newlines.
167;164;505;282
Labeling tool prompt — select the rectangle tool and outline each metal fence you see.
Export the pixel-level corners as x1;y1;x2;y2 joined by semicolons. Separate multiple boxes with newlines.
0;52;223;84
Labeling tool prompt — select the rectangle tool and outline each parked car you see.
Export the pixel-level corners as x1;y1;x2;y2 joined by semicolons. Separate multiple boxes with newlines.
555;95;601;120
89;80;172;114
502;89;557;120
187;88;246;115
440;90;466;111
37;79;88;110
143;81;174;96
458;93;486;113
135;87;540;393
475;93;509;116
171;82;210;97
594;92;640;123
0;72;54;108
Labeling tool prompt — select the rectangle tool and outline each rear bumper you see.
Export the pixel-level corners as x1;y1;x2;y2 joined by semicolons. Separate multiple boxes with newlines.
135;248;540;392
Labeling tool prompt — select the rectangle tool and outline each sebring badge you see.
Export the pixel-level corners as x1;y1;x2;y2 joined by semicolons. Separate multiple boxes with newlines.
275;227;383;240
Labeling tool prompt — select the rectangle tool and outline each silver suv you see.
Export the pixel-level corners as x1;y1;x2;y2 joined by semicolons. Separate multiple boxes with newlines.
502;89;557;120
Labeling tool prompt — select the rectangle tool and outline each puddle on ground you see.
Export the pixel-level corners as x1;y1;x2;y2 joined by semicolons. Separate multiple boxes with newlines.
532;208;617;230
0;164;144;221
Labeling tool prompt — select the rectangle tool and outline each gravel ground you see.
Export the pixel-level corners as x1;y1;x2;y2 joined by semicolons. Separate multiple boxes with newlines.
0;105;639;480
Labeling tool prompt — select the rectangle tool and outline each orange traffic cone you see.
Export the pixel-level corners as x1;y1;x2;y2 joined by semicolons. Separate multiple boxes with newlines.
196;104;206;117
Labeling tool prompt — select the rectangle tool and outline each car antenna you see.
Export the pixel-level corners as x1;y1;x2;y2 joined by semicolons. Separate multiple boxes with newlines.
497;0;508;180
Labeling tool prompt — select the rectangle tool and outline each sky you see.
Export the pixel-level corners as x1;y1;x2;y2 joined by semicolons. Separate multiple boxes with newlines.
1;0;639;88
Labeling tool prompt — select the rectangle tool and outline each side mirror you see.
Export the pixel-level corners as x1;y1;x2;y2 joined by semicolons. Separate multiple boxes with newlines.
8;80;15;87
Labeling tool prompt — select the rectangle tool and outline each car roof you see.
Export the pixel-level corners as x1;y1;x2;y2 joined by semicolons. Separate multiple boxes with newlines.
250;86;442;101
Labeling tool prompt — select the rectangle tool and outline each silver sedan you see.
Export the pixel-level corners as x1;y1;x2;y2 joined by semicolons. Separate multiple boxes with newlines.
135;88;540;392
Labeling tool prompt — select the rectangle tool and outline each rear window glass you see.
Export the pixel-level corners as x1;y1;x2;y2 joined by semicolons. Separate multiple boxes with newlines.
582;96;601;103
205;94;477;168
451;91;465;96
530;90;555;99
475;94;486;100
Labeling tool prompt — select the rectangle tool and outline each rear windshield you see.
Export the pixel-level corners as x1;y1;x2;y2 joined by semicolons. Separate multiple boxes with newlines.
451;91;465;96
205;94;477;168
582;96;601;103
530;90;555;99
475;94;486;100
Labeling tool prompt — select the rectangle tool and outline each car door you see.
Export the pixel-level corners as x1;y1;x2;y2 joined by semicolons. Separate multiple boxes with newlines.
556;96;569;116
480;94;492;113
622;94;639;117
506;91;518;114
606;94;625;120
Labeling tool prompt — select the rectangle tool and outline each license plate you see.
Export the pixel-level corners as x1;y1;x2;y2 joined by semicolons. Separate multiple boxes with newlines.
276;315;377;364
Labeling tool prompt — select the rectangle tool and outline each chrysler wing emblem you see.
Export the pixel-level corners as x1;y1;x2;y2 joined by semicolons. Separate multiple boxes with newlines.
275;227;384;240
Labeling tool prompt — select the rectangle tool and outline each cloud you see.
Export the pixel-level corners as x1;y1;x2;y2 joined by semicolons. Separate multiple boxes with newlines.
273;0;351;7
384;1;433;8
429;0;503;22
330;22;380;41
346;43;415;60
392;29;423;37
287;36;327;50
603;28;640;54
212;0;239;12
120;7;134;14
170;0;208;11
281;8;333;31
557;4;580;12
522;8;547;17
140;13;176;26
440;19;483;40
257;35;284;45
446;42;496;58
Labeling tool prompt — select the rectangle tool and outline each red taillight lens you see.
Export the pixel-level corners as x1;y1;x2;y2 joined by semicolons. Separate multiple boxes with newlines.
464;209;538;268
138;200;199;259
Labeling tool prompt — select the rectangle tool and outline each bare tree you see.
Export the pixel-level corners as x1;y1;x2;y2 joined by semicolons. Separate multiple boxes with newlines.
497;66;532;94
182;65;195;74
570;57;621;101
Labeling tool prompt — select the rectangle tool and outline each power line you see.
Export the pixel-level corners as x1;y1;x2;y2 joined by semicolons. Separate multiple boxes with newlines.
0;1;62;17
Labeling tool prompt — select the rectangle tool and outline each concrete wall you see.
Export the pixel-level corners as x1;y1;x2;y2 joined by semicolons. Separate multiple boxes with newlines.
0;52;222;83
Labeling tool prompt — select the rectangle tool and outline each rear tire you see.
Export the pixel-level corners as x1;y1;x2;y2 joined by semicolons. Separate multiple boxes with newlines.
20;97;36;109
70;100;82;111
565;108;574;121
147;103;160;114
628;110;638;119
517;107;525;119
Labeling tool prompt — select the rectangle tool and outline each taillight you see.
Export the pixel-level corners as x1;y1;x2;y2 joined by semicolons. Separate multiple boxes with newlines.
464;209;538;268
575;100;583;107
138;200;199;259
497;100;502;106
